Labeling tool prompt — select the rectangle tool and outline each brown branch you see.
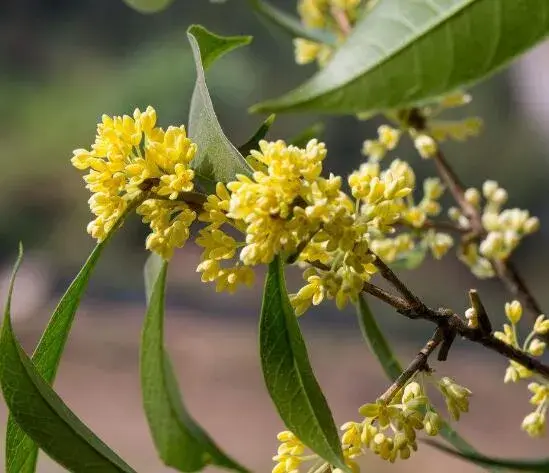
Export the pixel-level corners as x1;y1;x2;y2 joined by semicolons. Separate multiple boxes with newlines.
379;328;444;404
406;108;545;326
330;6;352;36
361;257;549;379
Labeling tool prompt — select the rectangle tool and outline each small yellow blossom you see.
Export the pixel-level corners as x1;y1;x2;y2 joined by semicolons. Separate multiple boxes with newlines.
413;134;437;159
522;412;546;438
437;377;471;421
505;300;523;324
465;307;478;329
528;339;546;357
534;314;549;335
72;106;198;259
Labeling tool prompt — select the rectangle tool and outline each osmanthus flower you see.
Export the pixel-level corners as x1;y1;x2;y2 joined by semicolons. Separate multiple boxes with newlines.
449;180;540;278
71;106;198;260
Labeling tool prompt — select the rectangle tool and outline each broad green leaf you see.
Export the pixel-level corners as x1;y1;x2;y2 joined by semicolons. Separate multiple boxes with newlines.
0;247;137;473
122;0;174;14
141;254;248;473
238;114;276;157
253;0;549;114
426;441;549;471
389;246;427;271
248;0;336;45
289;122;325;148
187;25;253;193
6;235;120;472
260;255;347;471
356;296;490;462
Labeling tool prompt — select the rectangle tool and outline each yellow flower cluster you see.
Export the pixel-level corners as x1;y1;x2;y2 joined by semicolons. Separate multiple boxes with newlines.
451;181;540;278
493;300;549;437
71;106;198;260
271;376;471;473
294;0;364;66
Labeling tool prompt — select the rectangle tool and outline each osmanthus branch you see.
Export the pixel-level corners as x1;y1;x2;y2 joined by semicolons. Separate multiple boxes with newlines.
363;251;549;380
378;328;444;404
405;108;545;323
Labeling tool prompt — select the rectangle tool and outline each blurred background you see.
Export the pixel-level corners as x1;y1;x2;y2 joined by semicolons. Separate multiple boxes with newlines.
1;0;549;471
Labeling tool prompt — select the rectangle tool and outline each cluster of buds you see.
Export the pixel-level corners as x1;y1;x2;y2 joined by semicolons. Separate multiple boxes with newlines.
493;300;549;437
451;181;540;278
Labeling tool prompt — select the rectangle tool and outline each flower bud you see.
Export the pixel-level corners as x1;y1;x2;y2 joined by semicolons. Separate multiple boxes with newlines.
464;188;481;207
482;180;498;199
505;300;522;324
413;134;437;159
534;315;549;335
423;411;441;436
528;339;546;357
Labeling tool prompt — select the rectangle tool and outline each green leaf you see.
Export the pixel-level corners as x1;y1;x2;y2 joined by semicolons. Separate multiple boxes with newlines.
238;114;276;157
260;255;347;471
356;296;491;462
122;0;174;14
6;241;117;473
141;254;249;473
288;122;326;148
248;0;336;45
0;247;137;473
389;246;427;271
425;441;549;471
252;0;549;114
187;25;254;193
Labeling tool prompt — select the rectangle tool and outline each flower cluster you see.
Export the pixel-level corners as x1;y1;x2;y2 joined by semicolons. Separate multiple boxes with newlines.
72;106;198;260
272;377;471;473
493;300;549;437
451;181;539;278
293;0;365;66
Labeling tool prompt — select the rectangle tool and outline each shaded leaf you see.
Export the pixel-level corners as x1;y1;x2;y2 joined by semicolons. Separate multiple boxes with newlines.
141;254;248;473
253;0;549;114
187;25;253;193
6;234;121;472
0;247;137;473
122;0;174;13
260;255;347;471
289;122;326;148
389;246;427;271
249;0;336;45
238;114;276;157
426;440;549;471
356;296;492;463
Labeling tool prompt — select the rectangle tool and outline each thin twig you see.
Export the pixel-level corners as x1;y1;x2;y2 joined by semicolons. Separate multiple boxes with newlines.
379;328;444;404
406;108;545;325
330;6;352;36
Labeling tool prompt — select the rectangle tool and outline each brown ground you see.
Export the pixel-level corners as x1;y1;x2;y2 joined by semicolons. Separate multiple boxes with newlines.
1;302;548;473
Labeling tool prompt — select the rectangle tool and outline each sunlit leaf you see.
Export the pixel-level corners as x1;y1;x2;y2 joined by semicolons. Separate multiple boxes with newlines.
0;247;137;473
187;25;253;193
6;224;123;473
260;255;347;471
141;254;249;473
253;0;549;114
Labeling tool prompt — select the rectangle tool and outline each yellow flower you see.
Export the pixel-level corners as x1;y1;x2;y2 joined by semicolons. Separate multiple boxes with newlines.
412;134;437;159
293;38;323;65
521;412;546;438
505;300;522;324
72;106;198;259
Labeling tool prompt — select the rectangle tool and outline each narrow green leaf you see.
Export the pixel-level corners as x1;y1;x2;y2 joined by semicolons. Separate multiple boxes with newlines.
356;296;491;463
253;0;549;114
238;114;276;157
260;255;347;471
425;441;549;471
0;247;137;473
6;238;119;473
289;122;325;148
187;25;254;193
248;0;336;45
122;0;174;14
141;254;249;473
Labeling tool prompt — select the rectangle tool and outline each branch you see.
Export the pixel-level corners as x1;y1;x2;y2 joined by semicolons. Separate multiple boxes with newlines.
406;108;545;325
379;328;444;404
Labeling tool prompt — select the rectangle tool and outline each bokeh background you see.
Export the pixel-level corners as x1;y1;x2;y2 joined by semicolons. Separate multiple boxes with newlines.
1;0;549;471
